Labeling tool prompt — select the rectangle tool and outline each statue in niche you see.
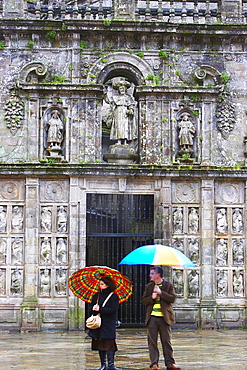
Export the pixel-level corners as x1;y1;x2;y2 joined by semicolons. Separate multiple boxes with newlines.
55;268;67;295
232;239;244;265
56;238;67;264
233;270;244;297
216;208;227;234
103;77;138;164
178;112;195;157
57;206;67;233
232;208;243;234
173;207;183;234
172;238;184;252
188;238;199;264
40;269;51;296
188;270;199;297
11;206;23;232
0;269;5;295
40;237;51;264
11;268;22;295
0;238;7;264
217;270;227;297
12;238;23;264
188;208;199;234
216;239;228;265
45;110;64;157
173;270;183;296
0;206;7;232
41;207;52;232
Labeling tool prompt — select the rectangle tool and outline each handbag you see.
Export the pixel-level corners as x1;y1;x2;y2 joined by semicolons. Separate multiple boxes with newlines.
86;292;113;329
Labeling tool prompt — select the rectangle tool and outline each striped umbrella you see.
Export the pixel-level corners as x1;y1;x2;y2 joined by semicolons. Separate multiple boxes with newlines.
119;244;195;268
68;265;133;303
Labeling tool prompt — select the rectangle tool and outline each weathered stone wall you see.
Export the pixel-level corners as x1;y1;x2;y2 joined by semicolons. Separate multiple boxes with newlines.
0;0;247;330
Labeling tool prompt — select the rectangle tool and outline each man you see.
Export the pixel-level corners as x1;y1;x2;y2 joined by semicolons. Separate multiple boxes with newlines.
142;266;181;370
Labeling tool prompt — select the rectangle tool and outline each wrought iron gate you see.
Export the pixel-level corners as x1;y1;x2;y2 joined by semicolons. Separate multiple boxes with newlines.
86;193;154;326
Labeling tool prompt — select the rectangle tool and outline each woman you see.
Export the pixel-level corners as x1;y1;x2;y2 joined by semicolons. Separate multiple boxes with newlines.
88;276;121;370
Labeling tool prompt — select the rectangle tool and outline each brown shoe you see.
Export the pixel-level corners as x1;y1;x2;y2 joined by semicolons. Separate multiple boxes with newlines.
167;364;181;370
151;365;159;370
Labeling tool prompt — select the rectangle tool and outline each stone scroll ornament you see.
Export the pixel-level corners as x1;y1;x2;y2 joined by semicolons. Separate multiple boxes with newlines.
4;94;24;136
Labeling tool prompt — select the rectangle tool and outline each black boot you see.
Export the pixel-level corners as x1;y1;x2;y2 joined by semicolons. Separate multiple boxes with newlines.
98;350;107;370
107;350;122;370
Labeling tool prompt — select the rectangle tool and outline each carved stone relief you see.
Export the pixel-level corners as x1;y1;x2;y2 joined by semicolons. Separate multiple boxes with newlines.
188;270;199;297
57;206;67;233
173;270;184;296
233;270;244;297
11;206;23;232
216;208;228;234
172;238;184;252
4;94;24;136
188;208;199;234
40;237;52;265
55;268;67;296
56;237;67;264
0;206;7;232
41;207;52;232
216;239;228;266
11;238;23;264
0;238;7;264
217;270;228;297
188;238;199;264
40;269;51;297
232;239;244;265
232;208;243;234
11;268;23;295
172;207;183;234
0;269;6;295
45;181;64;201
173;182;199;203
1;182;19;200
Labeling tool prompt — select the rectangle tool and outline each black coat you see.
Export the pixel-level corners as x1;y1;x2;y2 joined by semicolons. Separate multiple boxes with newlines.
88;287;119;340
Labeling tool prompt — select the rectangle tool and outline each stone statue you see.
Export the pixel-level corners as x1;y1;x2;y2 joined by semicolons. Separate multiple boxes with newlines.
56;237;67;264
0;238;7;264
173;207;183;233
188;238;199;264
173;270;183;296
40;269;51;296
233;270;244;297
46;110;64;149
12;238;23;264
0;206;7;232
11;206;23;232
104;78;137;144
188;208;199;234
216;239;227;265
55;268;67;295
40;237;51;264
178;112;195;154
57;206;67;233
232;239;244;265
0;269;5;295
216;208;227;234
41;207;52;232
232;208;243;234
11;268;22;295
188;270;199;297
217;270;227;297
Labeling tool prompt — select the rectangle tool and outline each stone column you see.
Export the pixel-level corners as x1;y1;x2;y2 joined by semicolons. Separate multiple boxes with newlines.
21;178;39;331
220;0;243;22
200;179;216;328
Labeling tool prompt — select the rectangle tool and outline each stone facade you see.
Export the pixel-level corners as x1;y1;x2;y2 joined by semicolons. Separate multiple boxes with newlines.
0;0;247;330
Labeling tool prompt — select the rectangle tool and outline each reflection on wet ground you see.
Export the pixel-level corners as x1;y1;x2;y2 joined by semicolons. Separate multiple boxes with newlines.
0;328;247;369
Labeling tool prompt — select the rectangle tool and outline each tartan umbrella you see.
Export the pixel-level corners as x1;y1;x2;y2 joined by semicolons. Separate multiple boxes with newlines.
68;265;133;304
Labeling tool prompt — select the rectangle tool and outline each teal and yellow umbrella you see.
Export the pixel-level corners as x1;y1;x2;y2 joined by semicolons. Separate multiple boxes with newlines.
68;265;133;304
119;244;195;268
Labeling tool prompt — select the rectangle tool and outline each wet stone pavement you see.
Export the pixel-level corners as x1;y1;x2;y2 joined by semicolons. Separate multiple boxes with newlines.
0;328;247;370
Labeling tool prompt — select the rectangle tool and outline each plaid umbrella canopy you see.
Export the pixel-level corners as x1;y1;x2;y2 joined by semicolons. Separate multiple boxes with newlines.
68;265;133;304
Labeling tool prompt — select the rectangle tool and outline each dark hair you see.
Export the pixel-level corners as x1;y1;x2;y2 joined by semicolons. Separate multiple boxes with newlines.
150;266;163;278
100;276;117;291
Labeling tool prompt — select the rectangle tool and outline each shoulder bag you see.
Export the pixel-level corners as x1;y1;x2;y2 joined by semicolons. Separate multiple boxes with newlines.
86;292;113;329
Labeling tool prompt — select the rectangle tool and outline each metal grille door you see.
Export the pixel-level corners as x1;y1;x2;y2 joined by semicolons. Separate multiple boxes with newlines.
86;193;154;325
